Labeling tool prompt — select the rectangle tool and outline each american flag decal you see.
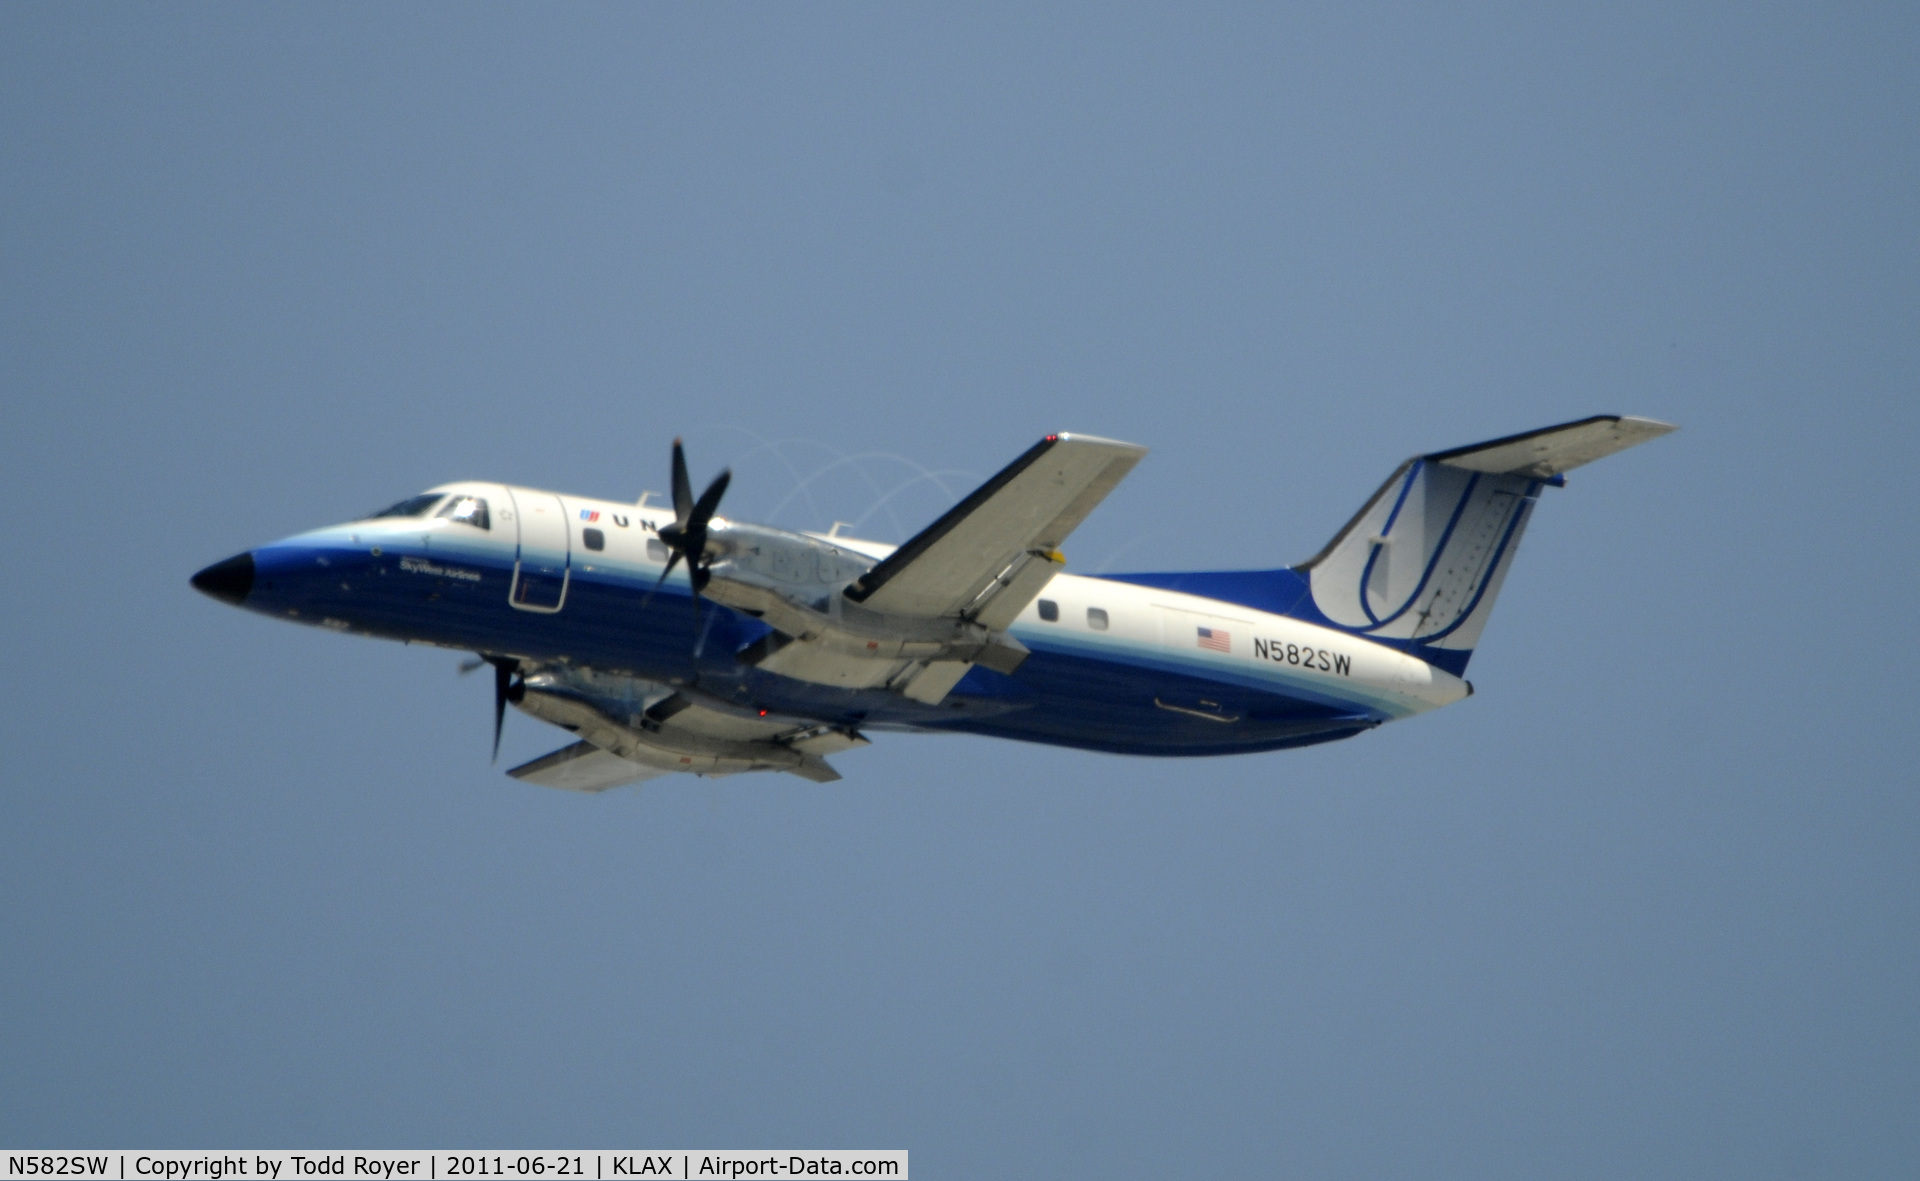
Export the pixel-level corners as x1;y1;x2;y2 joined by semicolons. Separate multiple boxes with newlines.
1196;626;1230;652
579;509;600;522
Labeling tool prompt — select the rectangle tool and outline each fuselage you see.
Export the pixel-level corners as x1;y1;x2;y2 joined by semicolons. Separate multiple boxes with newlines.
204;481;1469;757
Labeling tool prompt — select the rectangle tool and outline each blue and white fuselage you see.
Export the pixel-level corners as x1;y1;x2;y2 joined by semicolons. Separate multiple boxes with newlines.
192;418;1673;789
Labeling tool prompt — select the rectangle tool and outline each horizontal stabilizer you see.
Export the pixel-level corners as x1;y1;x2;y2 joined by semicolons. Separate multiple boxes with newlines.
1429;415;1677;478
507;741;666;792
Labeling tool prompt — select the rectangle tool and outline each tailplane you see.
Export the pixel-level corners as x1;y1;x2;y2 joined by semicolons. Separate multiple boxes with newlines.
1297;415;1675;672
1103;415;1675;675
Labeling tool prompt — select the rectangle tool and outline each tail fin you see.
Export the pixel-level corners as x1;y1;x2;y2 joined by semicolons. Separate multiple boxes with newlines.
1098;415;1675;676
1296;415;1675;673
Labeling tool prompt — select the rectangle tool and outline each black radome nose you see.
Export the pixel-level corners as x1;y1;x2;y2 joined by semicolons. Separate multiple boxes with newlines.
190;552;255;606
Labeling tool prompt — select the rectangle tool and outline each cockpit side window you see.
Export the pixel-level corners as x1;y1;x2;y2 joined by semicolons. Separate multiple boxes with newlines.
367;493;447;519
435;496;491;530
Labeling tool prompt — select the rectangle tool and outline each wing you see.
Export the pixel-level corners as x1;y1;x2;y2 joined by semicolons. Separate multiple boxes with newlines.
637;692;859;781
509;685;867;786
843;432;1147;625
507;740;669;792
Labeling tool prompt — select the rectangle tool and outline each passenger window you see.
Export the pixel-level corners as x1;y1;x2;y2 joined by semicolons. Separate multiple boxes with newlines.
1087;607;1109;630
647;538;670;563
582;527;605;551
435;496;490;530
1038;599;1059;622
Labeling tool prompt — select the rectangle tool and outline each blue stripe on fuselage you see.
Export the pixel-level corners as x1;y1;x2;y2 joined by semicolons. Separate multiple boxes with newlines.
242;533;1384;756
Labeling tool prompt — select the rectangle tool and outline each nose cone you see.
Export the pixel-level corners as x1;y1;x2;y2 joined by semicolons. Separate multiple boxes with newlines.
190;552;255;606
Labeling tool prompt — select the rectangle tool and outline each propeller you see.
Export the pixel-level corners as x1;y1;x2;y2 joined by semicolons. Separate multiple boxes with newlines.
463;654;522;762
648;437;731;617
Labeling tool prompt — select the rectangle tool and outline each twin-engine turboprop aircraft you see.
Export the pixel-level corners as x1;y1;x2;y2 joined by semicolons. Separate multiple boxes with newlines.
192;415;1674;791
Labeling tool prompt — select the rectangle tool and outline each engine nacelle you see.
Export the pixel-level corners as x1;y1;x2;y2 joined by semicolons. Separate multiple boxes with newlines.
701;520;873;607
696;522;1028;701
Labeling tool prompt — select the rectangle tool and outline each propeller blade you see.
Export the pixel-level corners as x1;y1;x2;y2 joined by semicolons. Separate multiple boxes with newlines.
485;655;520;764
689;468;731;530
458;656;486;675
492;661;511;762
681;469;730;606
655;441;730;635
671;438;693;524
640;550;682;609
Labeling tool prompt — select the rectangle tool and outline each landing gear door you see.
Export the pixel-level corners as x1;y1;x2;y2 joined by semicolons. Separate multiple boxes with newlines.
507;488;570;612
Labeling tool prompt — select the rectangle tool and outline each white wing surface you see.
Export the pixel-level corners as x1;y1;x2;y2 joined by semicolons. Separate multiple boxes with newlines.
843;433;1147;623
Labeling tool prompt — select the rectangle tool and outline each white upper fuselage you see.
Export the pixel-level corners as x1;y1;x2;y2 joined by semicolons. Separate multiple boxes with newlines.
261;479;1467;736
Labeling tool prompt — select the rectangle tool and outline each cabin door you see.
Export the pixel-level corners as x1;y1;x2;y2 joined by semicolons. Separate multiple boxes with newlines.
506;488;570;612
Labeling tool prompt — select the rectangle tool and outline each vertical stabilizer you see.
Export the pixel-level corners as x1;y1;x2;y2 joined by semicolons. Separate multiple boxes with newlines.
1297;416;1675;673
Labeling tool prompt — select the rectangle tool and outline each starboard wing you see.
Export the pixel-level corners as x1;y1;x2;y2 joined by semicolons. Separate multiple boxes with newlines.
842;432;1146;625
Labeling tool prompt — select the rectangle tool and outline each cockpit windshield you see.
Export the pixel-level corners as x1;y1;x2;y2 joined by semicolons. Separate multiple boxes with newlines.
435;495;490;530
366;493;446;520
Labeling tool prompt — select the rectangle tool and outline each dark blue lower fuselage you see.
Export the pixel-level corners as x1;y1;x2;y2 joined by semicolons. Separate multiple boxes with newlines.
234;537;1377;757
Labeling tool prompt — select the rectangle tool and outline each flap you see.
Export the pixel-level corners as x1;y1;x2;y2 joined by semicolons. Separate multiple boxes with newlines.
844;432;1146;618
1430;415;1677;478
642;692;801;742
507;741;666;792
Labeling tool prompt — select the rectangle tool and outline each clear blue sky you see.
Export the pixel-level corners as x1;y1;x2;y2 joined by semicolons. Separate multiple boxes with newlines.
3;5;1915;1176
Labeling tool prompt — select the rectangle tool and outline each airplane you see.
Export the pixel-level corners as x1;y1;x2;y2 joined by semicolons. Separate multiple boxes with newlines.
191;415;1675;791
